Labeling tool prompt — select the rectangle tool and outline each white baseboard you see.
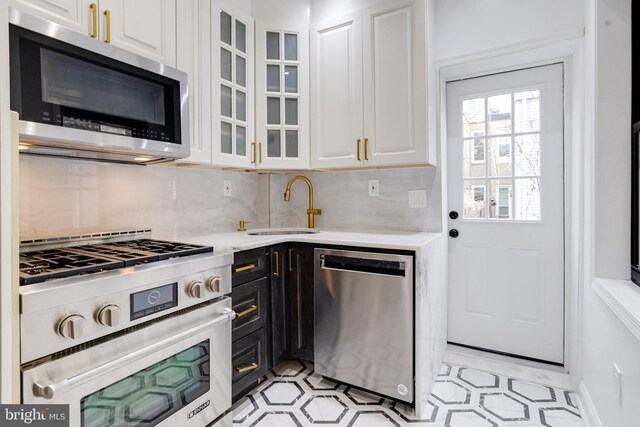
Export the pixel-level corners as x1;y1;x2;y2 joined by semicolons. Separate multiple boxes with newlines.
578;380;603;427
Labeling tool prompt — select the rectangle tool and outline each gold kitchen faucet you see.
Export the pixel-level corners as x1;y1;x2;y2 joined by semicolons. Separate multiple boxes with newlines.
283;175;322;228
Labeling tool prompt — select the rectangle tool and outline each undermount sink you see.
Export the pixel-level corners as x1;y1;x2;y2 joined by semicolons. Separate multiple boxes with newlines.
246;228;320;236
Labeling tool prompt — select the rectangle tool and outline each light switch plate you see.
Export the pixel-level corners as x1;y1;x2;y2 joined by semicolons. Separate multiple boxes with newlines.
369;180;379;197
223;180;232;197
408;190;427;208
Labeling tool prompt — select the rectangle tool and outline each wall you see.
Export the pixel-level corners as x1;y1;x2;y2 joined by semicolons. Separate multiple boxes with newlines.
19;156;269;240
579;0;640;425
269;167;440;232
434;0;585;64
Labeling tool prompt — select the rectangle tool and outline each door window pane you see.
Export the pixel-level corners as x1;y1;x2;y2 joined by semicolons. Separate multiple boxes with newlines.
221;85;232;118
284;34;298;60
463;138;485;177
236;56;246;87
235;20;246;53
284;66;298;93
515;178;541;220
487;137;512;177
221;122;232;154
463;180;486;219
488;180;512;219
267;130;281;157
515;90;540;133
285;98;298;125
236;91;246;122
220;11;232;45
286;130;298;158
267;97;280;125
267;32;280;60
220;48;232;81
236;126;246;156
463;98;485;138
267;65;280;92
487;94;512;135
514;135;540;176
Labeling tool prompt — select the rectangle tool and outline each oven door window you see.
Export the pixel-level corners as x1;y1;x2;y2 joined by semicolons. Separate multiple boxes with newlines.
81;340;210;427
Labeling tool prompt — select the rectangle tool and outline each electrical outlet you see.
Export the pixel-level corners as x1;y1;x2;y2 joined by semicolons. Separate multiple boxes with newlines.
223;180;232;197
408;189;427;208
368;180;379;197
613;363;622;406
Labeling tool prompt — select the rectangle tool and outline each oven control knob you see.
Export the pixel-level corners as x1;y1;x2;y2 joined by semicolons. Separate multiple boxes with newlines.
206;276;222;292
96;304;121;327
57;314;86;339
187;281;204;299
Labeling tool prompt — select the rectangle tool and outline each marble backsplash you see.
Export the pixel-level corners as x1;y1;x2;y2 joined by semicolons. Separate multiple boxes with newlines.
269;167;442;232
19;156;269;240
20;156;441;240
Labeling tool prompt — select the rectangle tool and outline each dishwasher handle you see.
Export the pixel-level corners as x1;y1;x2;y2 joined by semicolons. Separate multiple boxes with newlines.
319;254;406;277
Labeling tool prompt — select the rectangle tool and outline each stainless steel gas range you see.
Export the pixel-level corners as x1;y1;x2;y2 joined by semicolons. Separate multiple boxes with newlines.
18;230;234;427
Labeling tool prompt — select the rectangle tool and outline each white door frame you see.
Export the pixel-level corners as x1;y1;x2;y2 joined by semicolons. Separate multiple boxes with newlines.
437;39;582;380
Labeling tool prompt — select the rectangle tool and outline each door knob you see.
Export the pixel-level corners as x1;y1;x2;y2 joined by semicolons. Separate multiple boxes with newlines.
449;211;459;220
449;229;459;238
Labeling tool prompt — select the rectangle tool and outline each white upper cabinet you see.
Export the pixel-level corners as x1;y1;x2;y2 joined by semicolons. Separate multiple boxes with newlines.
310;11;363;169
9;0;91;34
211;2;255;168
11;0;177;66
255;22;310;169
98;0;176;66
311;0;432;169
176;0;211;164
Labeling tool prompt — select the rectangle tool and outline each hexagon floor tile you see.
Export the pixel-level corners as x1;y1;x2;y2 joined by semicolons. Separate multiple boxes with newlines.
230;362;584;426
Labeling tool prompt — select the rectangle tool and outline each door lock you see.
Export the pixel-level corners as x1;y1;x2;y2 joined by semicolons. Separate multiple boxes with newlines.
449;229;459;238
449;211;459;220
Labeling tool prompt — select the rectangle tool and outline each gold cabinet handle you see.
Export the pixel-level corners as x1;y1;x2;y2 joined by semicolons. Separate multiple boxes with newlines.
259;142;263;164
364;138;369;160
103;10;111;43
236;304;257;318
250;142;257;164
233;264;256;273
273;251;280;277
356;139;361;161
90;3;98;38
235;362;258;373
288;248;294;272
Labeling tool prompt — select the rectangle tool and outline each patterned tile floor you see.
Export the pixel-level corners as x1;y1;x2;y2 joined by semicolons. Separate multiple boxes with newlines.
231;360;583;427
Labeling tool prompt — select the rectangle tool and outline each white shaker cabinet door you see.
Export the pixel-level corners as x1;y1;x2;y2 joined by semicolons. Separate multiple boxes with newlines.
310;12;364;169
98;0;177;67
362;0;429;167
175;0;212;164
9;0;93;35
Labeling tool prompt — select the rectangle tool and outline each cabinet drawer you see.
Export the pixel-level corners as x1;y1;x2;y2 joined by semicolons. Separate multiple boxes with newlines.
232;248;268;286
232;327;270;398
231;277;269;340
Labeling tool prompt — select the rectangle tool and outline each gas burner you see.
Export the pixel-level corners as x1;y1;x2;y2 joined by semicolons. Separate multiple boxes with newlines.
19;239;213;285
20;249;123;285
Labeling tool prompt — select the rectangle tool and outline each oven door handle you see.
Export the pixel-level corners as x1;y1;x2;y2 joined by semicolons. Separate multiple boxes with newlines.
32;308;236;400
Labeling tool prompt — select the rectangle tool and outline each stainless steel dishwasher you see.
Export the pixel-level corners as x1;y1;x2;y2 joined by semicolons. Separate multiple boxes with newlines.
314;248;414;403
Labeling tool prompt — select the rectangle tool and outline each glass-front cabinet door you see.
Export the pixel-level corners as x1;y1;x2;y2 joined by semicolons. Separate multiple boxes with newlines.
255;22;309;169
212;2;254;168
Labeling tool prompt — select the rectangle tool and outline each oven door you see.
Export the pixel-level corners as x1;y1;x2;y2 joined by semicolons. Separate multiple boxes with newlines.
22;298;233;427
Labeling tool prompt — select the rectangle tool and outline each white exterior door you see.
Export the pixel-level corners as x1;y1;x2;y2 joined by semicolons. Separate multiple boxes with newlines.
447;64;565;364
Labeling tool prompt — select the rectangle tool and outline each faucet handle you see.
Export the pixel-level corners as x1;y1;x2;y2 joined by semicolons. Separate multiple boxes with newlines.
238;220;251;232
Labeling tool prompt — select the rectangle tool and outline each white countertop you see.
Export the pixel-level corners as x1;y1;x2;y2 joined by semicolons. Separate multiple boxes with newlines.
178;228;442;252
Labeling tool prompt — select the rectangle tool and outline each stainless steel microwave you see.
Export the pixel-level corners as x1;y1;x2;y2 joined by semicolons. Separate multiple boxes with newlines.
9;9;189;164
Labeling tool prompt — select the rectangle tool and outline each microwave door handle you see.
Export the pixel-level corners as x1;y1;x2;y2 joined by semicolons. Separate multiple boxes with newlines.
32;308;236;400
